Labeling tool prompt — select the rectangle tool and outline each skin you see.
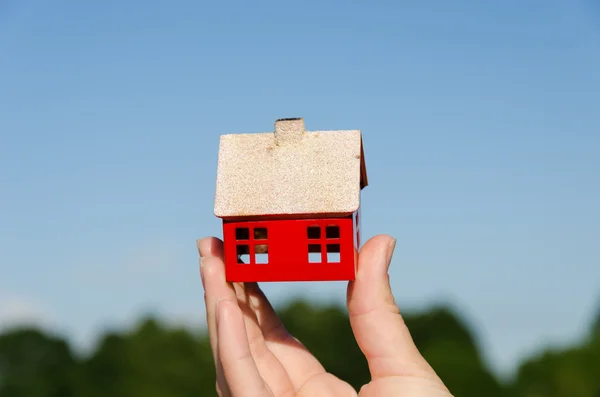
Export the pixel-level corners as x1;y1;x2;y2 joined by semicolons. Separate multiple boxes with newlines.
197;234;454;397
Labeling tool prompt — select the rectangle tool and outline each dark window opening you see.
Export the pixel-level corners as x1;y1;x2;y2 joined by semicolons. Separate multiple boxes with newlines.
236;228;250;240
326;225;340;239
308;244;321;263
307;226;321;239
254;228;268;240
327;244;341;263
234;226;271;264
255;244;268;264
237;245;250;264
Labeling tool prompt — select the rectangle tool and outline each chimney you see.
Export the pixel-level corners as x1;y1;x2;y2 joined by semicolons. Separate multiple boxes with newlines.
274;118;305;145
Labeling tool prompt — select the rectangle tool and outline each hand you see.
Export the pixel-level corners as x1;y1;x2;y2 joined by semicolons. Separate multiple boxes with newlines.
197;235;453;397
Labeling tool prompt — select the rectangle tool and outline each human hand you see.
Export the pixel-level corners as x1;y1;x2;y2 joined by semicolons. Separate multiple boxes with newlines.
197;235;453;396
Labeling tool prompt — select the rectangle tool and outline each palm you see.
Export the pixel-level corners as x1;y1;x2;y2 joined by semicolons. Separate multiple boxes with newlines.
198;235;453;397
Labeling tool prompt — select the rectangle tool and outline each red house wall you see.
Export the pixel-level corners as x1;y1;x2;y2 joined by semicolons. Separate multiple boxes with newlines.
222;215;359;282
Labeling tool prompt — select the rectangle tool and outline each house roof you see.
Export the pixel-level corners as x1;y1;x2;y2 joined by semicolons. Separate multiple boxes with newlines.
214;118;368;219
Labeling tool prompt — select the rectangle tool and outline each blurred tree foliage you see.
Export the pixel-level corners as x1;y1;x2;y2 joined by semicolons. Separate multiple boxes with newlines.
0;329;77;397
512;307;600;397
0;299;598;397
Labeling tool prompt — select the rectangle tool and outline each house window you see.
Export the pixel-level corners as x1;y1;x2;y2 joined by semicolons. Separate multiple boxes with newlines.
254;228;267;240
237;244;250;264
326;225;340;239
327;244;340;263
236;228;250;240
235;226;269;264
255;244;268;264
307;226;321;239
307;224;341;264
308;244;321;263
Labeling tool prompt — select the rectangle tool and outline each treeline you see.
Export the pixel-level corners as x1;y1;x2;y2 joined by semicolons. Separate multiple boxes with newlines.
1;300;599;397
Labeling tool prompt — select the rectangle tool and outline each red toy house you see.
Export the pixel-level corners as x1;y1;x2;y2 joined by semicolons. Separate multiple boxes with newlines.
214;118;368;282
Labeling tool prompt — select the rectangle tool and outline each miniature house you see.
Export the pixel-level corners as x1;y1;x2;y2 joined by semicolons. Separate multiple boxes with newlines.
214;118;367;282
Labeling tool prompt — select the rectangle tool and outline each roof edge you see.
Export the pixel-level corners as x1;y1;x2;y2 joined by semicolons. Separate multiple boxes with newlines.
214;209;360;221
360;132;368;189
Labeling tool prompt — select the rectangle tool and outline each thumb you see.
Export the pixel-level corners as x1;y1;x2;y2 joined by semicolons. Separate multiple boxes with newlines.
346;235;440;381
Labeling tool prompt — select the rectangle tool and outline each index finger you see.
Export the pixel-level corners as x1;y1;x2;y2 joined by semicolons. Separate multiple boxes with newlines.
198;237;238;396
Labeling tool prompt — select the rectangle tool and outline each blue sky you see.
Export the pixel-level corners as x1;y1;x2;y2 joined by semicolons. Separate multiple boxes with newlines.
1;0;599;378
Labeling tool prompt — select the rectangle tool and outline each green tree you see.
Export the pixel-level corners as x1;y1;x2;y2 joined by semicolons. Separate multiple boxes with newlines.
513;311;600;397
78;317;215;397
0;328;77;397
14;298;600;397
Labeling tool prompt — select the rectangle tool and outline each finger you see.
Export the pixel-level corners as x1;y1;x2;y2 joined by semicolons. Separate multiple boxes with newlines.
232;282;295;397
346;235;440;381
199;238;293;396
244;283;327;391
198;237;237;397
217;299;272;397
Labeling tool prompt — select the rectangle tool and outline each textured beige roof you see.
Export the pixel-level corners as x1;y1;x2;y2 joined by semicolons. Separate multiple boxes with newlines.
214;118;367;218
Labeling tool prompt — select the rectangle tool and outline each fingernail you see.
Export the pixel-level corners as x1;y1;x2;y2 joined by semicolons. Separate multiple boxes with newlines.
200;256;206;268
386;238;397;267
196;238;203;255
